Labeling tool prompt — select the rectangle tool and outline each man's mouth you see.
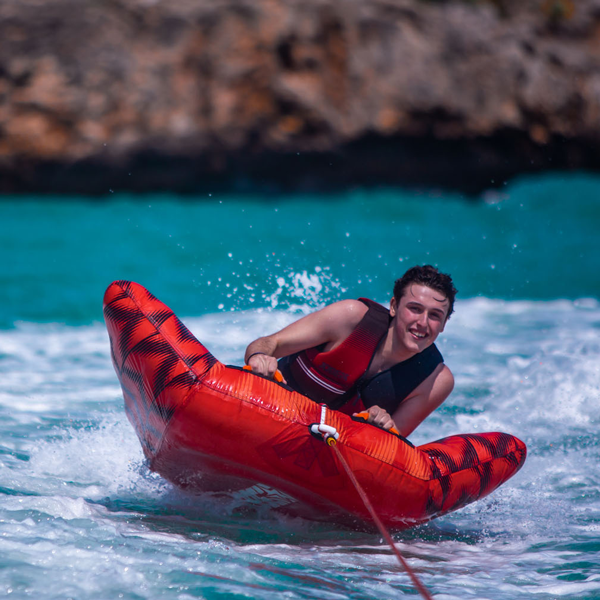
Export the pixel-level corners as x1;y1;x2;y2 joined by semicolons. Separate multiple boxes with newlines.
410;330;427;339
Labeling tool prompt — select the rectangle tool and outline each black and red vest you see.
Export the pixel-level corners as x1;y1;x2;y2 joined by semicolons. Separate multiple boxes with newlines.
278;298;444;416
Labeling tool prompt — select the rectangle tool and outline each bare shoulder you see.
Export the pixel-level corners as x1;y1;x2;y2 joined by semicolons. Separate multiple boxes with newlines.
390;364;454;437
435;364;454;394
408;363;454;405
323;299;369;322
298;299;369;346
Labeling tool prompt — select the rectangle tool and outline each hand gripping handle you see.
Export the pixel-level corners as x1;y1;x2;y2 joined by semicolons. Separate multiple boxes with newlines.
242;364;284;383
352;411;401;437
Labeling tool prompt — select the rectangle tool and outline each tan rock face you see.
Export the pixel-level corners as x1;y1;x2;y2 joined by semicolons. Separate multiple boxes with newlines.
1;0;600;193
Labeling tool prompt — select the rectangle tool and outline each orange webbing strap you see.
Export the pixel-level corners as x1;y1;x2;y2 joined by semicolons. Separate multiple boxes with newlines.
353;411;402;437
330;441;434;600
242;364;284;383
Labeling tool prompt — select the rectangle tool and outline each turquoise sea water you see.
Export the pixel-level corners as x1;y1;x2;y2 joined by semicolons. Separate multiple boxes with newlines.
1;172;599;599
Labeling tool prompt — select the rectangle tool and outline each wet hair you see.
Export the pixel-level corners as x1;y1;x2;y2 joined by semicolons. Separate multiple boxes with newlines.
393;265;457;318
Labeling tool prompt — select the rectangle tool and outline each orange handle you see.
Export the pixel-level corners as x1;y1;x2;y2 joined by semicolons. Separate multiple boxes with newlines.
243;364;284;383
354;411;400;436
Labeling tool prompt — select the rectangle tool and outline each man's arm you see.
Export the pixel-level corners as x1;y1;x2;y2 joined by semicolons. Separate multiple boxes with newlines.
245;300;368;379
388;364;454;437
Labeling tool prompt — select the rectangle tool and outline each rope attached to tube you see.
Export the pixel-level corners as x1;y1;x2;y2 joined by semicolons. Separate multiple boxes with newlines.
310;404;340;444
311;405;434;600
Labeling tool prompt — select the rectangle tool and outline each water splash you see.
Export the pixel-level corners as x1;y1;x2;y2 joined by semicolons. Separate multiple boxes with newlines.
264;266;347;313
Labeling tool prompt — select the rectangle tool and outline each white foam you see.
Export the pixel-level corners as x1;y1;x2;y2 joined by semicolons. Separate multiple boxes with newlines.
26;413;158;500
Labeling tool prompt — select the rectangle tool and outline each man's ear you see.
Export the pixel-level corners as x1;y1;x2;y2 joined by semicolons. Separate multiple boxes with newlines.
389;297;397;317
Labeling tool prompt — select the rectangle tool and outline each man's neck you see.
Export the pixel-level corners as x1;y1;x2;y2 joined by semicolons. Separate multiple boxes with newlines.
370;326;416;375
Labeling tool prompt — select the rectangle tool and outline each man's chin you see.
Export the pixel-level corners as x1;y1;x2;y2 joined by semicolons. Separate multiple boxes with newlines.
403;338;426;353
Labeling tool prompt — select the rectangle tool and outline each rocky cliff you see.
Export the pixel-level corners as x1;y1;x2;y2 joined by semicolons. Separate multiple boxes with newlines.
1;0;599;194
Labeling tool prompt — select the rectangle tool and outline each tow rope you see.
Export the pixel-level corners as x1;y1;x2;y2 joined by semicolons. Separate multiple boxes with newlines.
311;405;434;600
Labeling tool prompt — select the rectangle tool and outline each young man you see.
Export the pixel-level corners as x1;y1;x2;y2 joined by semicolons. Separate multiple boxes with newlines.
244;265;457;437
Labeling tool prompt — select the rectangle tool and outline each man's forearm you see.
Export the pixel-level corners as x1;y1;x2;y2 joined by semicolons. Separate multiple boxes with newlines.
244;336;278;363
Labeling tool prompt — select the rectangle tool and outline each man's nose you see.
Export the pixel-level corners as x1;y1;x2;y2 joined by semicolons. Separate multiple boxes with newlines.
416;312;428;326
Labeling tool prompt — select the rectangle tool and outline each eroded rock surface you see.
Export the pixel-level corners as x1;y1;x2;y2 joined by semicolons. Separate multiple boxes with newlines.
1;0;599;194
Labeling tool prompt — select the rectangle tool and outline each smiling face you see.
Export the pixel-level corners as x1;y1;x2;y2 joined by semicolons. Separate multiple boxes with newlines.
389;284;450;355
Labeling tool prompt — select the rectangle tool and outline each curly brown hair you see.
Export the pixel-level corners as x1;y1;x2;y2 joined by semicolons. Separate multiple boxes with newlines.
393;265;457;318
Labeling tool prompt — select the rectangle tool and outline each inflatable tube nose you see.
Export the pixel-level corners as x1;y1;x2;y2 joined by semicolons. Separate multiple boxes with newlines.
104;280;219;379
103;280;219;457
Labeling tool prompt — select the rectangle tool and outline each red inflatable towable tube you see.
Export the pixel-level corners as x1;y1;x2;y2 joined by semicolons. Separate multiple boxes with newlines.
104;281;526;530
